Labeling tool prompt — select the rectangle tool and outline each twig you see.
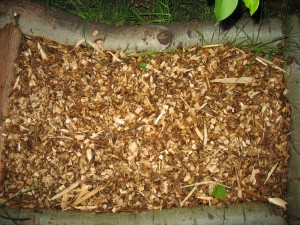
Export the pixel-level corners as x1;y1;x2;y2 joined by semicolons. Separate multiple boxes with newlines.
256;57;286;73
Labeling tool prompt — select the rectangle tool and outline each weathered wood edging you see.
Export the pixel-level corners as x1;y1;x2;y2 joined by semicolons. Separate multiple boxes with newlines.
0;0;284;52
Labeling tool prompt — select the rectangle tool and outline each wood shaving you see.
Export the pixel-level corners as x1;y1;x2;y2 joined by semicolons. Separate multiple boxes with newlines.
268;197;287;209
37;42;48;60
51;181;81;201
264;162;279;184
210;77;253;84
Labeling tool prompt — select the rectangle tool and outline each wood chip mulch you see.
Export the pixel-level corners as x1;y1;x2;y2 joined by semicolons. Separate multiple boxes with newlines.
0;36;290;212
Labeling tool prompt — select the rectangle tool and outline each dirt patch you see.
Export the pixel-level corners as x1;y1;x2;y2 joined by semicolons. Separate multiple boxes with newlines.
1;36;290;212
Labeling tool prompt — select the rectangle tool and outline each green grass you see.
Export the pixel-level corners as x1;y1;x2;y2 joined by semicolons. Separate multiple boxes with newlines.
40;0;214;25
40;0;295;26
44;0;134;25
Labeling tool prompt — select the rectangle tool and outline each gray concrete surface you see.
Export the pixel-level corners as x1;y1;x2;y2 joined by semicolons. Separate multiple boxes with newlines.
0;202;285;225
285;13;300;225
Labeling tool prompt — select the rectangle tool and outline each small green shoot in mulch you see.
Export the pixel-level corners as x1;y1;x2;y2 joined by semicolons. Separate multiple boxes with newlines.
138;61;149;69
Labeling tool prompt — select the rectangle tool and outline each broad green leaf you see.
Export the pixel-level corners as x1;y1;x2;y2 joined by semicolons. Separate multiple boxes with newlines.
211;185;227;200
214;0;238;22
243;0;260;15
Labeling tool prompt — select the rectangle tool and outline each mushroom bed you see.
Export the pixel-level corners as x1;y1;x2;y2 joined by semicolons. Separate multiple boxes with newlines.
1;36;290;212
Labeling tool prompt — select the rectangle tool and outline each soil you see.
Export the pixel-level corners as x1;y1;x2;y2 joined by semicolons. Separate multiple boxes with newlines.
0;35;290;213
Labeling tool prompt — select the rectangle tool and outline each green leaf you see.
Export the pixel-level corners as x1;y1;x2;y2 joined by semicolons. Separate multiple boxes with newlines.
211;185;227;200
214;0;238;23
243;0;260;15
138;62;148;69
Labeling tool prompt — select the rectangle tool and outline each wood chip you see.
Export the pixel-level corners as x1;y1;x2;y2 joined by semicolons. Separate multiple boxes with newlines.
51;181;81;200
211;77;253;84
268;197;287;209
72;186;102;207
37;42;48;60
264;162;278;184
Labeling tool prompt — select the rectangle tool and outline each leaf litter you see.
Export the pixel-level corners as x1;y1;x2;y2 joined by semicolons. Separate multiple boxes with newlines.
1;36;290;212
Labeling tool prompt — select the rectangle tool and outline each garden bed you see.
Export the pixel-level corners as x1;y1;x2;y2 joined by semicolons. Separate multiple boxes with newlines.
1;35;290;213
